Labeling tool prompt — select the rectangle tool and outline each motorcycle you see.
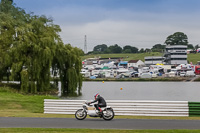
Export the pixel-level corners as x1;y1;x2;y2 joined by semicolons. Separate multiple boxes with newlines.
75;102;114;120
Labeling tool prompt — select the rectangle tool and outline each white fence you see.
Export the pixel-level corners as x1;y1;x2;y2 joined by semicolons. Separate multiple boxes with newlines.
44;99;189;117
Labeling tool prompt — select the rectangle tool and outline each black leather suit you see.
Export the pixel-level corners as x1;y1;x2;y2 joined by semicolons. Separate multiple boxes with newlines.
90;95;107;111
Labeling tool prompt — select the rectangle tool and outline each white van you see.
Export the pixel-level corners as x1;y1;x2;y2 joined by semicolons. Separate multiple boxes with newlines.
185;71;196;77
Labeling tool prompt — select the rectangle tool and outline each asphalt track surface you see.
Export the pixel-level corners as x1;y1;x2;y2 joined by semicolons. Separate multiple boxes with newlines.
1;117;200;129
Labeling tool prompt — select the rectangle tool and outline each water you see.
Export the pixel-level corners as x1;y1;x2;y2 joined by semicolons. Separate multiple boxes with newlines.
3;81;199;101
64;81;200;102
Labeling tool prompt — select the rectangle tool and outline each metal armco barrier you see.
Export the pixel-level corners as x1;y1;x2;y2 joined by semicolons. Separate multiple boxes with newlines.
44;100;189;117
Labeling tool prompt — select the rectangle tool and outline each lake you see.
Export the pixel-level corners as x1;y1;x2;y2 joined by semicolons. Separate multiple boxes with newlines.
63;81;200;102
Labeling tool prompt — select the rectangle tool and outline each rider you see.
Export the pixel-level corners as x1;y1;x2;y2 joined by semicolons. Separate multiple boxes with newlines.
88;93;107;114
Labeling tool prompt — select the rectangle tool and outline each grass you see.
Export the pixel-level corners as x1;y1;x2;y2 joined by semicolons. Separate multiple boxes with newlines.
194;77;200;81
1;86;200;120
82;53;200;64
188;53;200;65
82;52;162;62
0;86;58;117
0;128;200;133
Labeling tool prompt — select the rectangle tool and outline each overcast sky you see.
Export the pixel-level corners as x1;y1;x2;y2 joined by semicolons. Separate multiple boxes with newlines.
14;0;200;51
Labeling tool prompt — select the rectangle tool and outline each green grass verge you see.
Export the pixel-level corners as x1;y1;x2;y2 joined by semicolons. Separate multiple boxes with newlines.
82;53;200;64
0;129;200;133
194;77;200;81
0;86;58;117
82;52;162;62
1;86;200;120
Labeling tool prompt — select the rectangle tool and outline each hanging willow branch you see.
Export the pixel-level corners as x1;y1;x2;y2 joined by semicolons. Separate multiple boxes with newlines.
0;1;83;95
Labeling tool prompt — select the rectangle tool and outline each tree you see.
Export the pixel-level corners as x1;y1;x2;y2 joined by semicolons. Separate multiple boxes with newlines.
131;47;139;53
0;1;83;95
188;44;194;49
123;45;132;53
139;48;144;53
123;49;132;53
9;15;63;93
165;32;188;46
151;44;165;52
52;44;82;96
123;45;139;53
145;48;151;53
93;44;108;53
0;0;25;81
108;44;122;53
195;44;199;50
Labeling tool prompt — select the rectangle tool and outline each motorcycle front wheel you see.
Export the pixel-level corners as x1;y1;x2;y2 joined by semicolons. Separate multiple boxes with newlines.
102;109;114;121
75;109;87;120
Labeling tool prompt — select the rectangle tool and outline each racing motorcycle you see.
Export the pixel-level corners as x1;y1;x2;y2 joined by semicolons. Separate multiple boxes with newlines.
75;102;114;120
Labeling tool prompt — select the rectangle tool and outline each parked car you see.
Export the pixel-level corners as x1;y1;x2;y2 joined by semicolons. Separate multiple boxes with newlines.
185;71;196;77
140;73;152;78
122;71;131;77
180;72;186;77
169;72;175;77
151;73;157;78
130;71;139;77
116;74;123;79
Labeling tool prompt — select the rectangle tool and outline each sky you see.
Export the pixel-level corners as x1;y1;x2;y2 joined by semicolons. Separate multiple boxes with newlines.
13;0;200;52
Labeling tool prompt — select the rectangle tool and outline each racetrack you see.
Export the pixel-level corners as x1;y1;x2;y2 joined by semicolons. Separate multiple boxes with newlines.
0;117;200;129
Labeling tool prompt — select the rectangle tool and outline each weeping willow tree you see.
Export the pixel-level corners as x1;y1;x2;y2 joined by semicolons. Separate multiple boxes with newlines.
52;44;83;96
0;0;23;81
0;0;83;95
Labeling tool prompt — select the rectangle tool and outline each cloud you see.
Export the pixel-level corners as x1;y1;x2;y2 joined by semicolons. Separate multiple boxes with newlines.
14;0;200;51
56;8;200;51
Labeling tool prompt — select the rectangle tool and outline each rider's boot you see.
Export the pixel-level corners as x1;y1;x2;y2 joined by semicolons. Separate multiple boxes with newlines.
98;107;103;117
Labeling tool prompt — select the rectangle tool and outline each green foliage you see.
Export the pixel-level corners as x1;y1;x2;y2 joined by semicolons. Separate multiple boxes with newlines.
123;49;132;53
151;44;165;52
165;32;188;46
108;44;122;53
123;45;138;53
0;1;82;96
53;44;82;96
93;44;108;53
188;44;194;49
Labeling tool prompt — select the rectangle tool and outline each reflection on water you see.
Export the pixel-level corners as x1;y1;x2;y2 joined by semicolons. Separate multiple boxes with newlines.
62;82;200;102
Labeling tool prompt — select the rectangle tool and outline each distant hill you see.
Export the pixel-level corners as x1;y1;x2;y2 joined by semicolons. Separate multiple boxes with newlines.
82;52;200;65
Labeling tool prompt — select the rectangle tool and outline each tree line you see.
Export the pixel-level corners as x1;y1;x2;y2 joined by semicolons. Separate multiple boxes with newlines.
0;0;83;96
88;32;200;54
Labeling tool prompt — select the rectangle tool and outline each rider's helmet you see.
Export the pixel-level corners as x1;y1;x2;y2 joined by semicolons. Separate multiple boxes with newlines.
94;93;100;100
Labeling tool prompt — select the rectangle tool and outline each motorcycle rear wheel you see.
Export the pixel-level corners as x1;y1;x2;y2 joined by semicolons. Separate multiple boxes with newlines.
102;109;114;121
75;109;87;120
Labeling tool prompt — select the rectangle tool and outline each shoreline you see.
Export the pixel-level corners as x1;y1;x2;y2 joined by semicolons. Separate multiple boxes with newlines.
83;76;200;82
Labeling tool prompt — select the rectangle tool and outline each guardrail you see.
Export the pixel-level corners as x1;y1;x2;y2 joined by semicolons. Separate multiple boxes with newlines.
44;100;189;116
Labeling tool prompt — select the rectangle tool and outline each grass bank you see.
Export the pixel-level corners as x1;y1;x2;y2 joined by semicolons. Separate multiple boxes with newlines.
0;129;200;133
82;53;200;64
1;86;200;120
0;86;58;117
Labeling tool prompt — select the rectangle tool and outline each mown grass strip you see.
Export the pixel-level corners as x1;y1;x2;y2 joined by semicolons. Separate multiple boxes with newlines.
1;87;200;120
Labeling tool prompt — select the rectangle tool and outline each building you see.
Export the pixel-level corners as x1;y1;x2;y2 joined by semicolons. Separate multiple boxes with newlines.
128;60;145;68
144;45;188;65
144;56;164;66
163;45;187;65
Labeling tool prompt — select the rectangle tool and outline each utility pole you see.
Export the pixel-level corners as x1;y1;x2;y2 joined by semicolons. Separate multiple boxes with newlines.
84;35;87;54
